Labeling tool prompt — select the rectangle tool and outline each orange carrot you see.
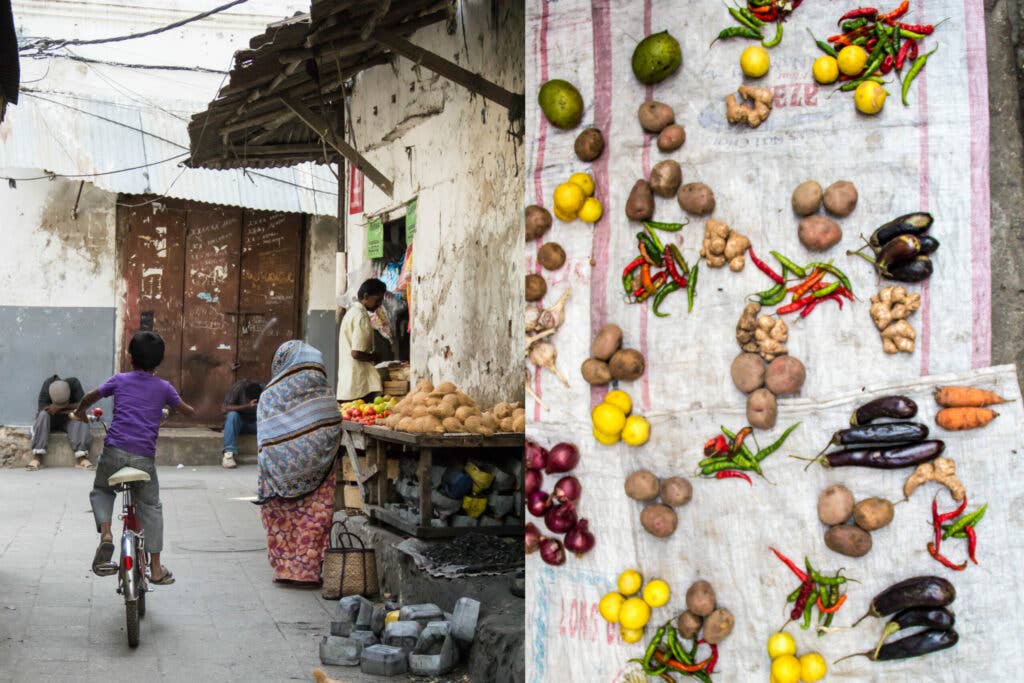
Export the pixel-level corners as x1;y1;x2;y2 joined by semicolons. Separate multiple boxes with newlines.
935;407;999;431
934;386;1008;408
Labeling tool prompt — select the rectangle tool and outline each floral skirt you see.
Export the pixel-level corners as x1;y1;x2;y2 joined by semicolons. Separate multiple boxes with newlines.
261;471;337;582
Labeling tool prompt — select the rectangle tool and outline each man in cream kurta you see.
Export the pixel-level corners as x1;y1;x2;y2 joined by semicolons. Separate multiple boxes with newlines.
337;278;387;402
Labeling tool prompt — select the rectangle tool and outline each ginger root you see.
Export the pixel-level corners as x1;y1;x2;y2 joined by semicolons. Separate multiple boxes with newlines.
701;219;750;270
904;456;965;501
736;302;761;353
726;86;773;128
871;286;920;354
753;315;788;361
880;319;916;354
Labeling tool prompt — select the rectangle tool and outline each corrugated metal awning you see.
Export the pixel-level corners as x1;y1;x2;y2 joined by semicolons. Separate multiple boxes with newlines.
0;89;338;215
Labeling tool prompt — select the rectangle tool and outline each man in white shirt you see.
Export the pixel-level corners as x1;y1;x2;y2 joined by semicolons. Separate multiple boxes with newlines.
336;278;387;402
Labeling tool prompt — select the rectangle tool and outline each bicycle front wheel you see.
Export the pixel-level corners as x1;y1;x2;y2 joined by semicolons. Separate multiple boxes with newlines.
125;598;139;647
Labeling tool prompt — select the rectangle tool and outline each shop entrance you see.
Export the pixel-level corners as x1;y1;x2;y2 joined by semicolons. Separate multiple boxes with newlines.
117;197;305;424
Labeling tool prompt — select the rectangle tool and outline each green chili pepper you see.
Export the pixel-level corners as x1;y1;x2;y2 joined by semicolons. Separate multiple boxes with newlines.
787;585;802;603
771;251;806;278
762;22;783;48
714;25;763;43
809;568;847;586
636;232;663;266
623;273;635;296
758;282;786;306
641;624;666;668
698;455;730;468
840;75;885;91
749;0;771;5
686;264;698;312
652;281;680;318
842;18;869;31
813;281;841;298
902;46;938;106
668;244;689;274
900;29;927;40
806;262;853;295
807;28;838;57
800;590;815;629
852;35;868;46
943;504;987;539
644;223;664;252
644;219;688;233
755;421;800;461
701;459;744;476
721;426;762;475
729;6;764;30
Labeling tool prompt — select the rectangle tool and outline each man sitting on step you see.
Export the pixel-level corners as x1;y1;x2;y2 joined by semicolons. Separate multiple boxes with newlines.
221;379;263;469
29;375;93;471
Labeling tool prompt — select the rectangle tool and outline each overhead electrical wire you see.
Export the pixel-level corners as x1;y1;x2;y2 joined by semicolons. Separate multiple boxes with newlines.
0;153;189;182
21;50;228;75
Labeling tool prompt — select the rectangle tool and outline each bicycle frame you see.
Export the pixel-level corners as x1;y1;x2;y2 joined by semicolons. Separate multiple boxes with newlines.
115;483;147;603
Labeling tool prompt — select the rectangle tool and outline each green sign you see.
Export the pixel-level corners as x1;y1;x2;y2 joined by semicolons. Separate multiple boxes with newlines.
367;218;384;259
405;197;418;243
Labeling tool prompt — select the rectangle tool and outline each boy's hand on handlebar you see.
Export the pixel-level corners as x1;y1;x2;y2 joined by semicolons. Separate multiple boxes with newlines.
71;408;87;422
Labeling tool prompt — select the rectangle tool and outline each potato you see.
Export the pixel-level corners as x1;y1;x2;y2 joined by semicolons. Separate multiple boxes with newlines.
580;358;612;385
853;497;895;531
676;611;703;640
574;127;605;162
624;470;661;502
798;215;843;252
817;484;855;525
702;608;735;645
537;242;566;270
649;159;682;198
525;274;547;302
823;180;858;217
657;124;686;152
685;580;716;617
765;356;806;396
525;205;552;241
791;180;823;216
825;524;873;558
591;323;623;361
677;182;716;216
730;353;766;394
640;503;678;538
609;349;645;381
626;180;655;221
660;477;692;507
746;388;777;429
637;100;675;133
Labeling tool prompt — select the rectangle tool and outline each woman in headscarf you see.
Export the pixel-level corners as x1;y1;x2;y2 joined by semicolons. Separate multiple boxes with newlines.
256;340;342;585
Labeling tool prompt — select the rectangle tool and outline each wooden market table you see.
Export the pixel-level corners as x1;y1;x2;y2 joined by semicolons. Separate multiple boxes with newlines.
340;421;525;539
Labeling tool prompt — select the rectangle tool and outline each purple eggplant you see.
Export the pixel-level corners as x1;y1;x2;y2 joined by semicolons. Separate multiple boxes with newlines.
818;440;945;469
851;395;918;425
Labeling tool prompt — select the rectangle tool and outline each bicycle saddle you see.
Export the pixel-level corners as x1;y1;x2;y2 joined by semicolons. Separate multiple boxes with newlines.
108;467;151;486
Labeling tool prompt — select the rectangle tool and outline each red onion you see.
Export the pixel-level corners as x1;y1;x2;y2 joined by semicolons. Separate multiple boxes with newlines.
527;490;551;517
550;475;582;504
525;522;542;554
525;440;548;470
524;468;543;496
545;442;579;474
563;518;595;557
539;537;566;566
544;502;577;534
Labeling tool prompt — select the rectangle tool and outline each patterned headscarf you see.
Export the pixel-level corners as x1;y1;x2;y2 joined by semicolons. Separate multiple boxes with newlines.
255;340;341;503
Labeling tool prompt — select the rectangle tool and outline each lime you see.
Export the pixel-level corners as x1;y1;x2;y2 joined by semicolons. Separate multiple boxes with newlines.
603;390;632;416
616;569;643;596
854;80;887;115
641;579;670;608
632;31;682;85
812;55;839;84
766;631;796;660
538;79;584;129
618;597;652;630
740;46;770;78
599;592;625;623
799;653;827;683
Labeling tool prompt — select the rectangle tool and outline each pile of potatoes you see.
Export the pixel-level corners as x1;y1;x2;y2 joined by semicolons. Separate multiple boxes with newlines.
817;484;894;558
384;380;526;435
791;180;858;252
581;323;646;385
624;469;692;538
731;304;806;430
676;580;735;645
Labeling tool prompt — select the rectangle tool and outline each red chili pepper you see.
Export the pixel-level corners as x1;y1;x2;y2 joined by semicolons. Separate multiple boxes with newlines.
965;525;978;564
729;426;753;455
748;247;785;284
880;54;894;74
800;298;821;318
623;256;644;277
716;469;752;485
927;542;967;571
791;579;816;620
752;6;779;21
790;269;825;300
704;434;729;456
937;496;969;524
818;292;844;310
697;640;719;674
865;37;878;51
816;593;848;614
838;7;877;24
908;40;919;60
770;547;809;582
663;248;689;288
893;21;933;34
787;281;828;293
895;38;915;69
878;0;909;22
931;497;943;550
776;294;815;315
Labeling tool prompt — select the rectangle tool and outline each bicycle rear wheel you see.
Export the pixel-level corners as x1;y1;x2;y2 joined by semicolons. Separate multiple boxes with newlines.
137;578;146;618
125;598;139;647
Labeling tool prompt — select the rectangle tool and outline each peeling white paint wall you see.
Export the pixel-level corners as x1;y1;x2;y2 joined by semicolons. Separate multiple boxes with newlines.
345;0;525;408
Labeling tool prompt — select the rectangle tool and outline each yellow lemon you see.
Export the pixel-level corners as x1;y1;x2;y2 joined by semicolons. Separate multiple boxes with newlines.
770;654;801;683
854;80;887;115
603;390;632;415
620;625;645;643
553;182;586;216
621;415;651;446
766;631;797;660
592;427;620;446
618;597;651;630
641;579;670;608
592;402;627;436
812;55;839;84
837;45;868;76
598;592;625;623
553;205;576;222
799;653;827;683
617;569;643;596
740;45;770;78
569;172;595;197
577;196;603;223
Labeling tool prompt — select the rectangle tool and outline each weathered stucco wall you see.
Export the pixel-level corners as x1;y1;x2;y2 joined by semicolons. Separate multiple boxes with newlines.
306;214;339;387
345;0;524;408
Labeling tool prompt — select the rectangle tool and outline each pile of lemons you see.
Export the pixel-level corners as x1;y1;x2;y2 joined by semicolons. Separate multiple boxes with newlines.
591;389;650;447
767;632;827;683
812;46;887;116
599;569;671;643
552;172;603;224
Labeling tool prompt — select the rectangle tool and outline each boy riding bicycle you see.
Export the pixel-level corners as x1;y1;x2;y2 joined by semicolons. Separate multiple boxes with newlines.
74;331;195;585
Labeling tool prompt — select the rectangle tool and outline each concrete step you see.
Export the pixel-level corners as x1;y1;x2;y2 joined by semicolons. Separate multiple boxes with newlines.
14;428;258;468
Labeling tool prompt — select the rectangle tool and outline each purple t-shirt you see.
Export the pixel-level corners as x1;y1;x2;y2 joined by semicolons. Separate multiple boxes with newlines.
98;371;183;457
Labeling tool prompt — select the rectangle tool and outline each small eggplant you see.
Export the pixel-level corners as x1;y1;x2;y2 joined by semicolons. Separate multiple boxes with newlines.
827;421;929;448
917;234;940;255
852;576;956;626
869;212;934;249
837;628;958;664
813;440;945;470
888;255;934;283
883;607;956;638
851;395;918;425
876;234;922;272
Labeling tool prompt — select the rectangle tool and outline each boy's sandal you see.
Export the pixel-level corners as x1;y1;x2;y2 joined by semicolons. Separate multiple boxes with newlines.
25;460;41;471
150;568;175;585
75;458;95;470
92;541;116;576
